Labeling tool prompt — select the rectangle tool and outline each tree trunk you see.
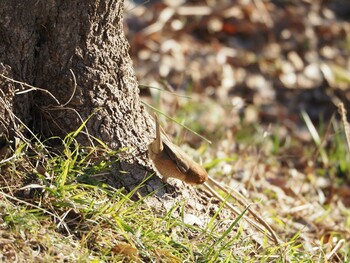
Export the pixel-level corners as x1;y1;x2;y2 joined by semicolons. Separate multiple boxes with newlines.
0;0;160;192
0;0;225;236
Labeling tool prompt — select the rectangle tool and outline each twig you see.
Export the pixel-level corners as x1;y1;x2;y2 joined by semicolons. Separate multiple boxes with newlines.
0;191;71;235
205;177;281;245
143;101;212;144
0;74;60;105
338;102;350;155
326;239;345;261
204;182;274;241
61;69;77;107
1;71;95;148
0;153;20;165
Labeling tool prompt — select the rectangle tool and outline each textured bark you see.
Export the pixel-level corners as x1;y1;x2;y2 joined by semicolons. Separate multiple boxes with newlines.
0;1;238;242
0;0;157;190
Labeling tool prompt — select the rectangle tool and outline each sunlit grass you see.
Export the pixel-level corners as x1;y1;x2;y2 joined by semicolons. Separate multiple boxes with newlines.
0;95;349;261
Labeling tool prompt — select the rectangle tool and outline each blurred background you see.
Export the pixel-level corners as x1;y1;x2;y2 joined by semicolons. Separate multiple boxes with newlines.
123;0;350;256
125;0;350;119
124;0;350;176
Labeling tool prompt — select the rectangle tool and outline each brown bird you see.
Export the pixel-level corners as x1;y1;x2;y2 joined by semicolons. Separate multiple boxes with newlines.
148;115;208;185
148;114;280;245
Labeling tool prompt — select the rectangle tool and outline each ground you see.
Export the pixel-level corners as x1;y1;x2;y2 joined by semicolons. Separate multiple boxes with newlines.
0;0;350;262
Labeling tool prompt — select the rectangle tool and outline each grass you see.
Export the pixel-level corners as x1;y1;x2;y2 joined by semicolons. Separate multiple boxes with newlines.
0;95;349;262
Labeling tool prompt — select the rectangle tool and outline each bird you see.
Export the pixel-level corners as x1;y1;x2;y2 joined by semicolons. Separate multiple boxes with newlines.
147;114;280;245
148;114;208;185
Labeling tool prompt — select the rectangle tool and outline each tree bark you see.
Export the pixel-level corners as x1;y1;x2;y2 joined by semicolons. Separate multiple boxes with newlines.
0;0;159;192
0;0;227;236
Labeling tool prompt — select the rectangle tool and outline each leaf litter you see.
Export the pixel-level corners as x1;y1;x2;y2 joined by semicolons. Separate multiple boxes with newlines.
126;0;350;260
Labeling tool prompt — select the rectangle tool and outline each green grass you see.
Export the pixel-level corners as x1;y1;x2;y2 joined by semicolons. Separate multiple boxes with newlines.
0;98;349;262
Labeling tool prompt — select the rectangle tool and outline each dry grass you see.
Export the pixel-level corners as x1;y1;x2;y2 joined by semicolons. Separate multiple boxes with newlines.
0;94;349;261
